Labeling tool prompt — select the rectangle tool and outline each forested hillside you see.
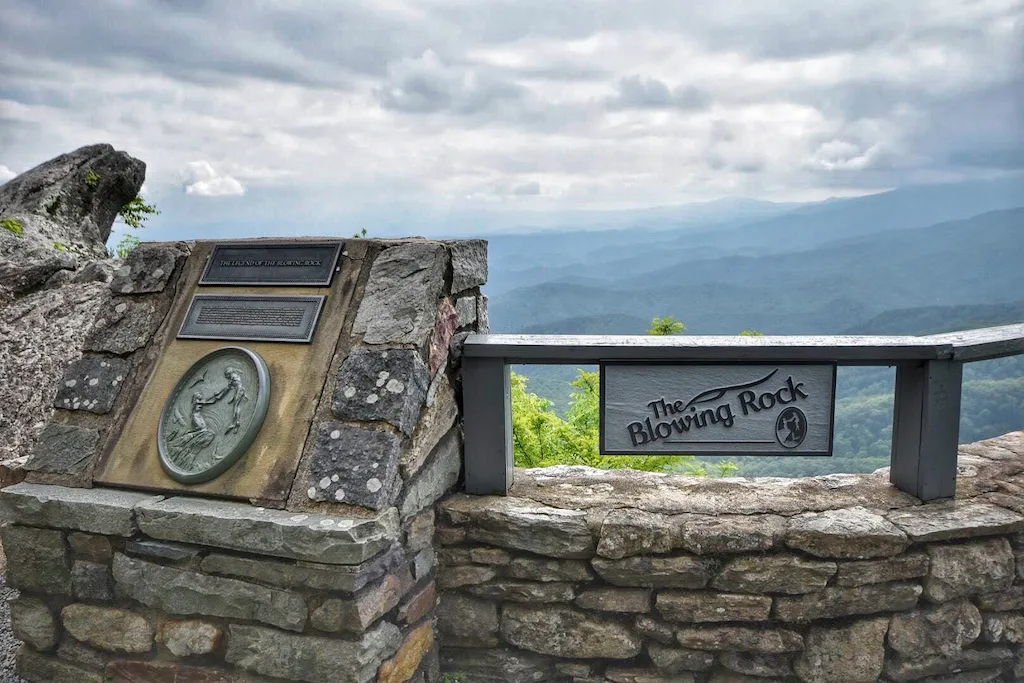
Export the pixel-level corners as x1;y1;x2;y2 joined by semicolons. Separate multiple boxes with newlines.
488;175;1024;477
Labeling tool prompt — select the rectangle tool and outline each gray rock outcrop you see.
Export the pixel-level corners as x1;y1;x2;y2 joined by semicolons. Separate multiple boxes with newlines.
0;144;146;462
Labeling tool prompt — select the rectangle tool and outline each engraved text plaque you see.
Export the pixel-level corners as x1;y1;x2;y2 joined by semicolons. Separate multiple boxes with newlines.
600;363;836;456
200;241;343;286
178;294;326;343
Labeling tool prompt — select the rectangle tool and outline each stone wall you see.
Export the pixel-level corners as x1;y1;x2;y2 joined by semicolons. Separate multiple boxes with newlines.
435;432;1024;683
1;236;490;683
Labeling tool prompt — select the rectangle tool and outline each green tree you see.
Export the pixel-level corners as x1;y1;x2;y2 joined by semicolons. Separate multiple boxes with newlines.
648;316;686;335
118;195;159;230
739;330;764;336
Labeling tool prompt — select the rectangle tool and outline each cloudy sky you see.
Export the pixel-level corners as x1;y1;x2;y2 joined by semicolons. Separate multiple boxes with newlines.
1;0;1021;238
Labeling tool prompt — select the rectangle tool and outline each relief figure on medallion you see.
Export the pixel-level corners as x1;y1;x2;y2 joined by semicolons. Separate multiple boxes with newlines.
158;347;271;484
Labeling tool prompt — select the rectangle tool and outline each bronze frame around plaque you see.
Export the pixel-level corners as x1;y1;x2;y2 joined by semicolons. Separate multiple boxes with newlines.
199;241;344;287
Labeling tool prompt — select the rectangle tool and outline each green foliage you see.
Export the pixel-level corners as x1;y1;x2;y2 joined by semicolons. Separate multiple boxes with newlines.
118;195;159;230
739;330;764;336
353;227;368;238
85;170;100;187
1;217;24;237
511;369;683;472
440;675;467;683
648;316;686;336
115;234;141;259
52;241;68;252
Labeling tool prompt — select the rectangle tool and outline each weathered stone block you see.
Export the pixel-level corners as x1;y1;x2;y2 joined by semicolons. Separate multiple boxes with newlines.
306;422;401;510
501;604;643;659
56;636;107;672
72;560;113;600
924;538;1015;603
17;647;103;683
455;296;477;327
332;348;429;436
785;506;910;559
53;355;131;414
201;545;405;593
61;604;153;653
449;239;487;294
225;622;402;683
719;652;792;679
353;242;447;346
0;482;161;536
887;502;1024;542
773;581;922;622
636;615;677;645
23;423;100;475
105;660;248;682
648;643;716;672
597;509;675;559
439;647;560;683
310;569;409;634
575;587;651;613
437;593;499;647
711;554;836;595
976;585;1024;611
399;428;461;519
437;564;497;589
68;532;112;562
110;243;184;294
84;296;158;355
675;626;803;654
404;508;435;552
468;580;576;603
605;667;696;683
506;557;594;582
981;613;1024;643
378;621;434;683
592;555;709;589
883;646;1014;682
136;495;397;565
398;581;436;625
124;538;200;564
656;591;772;623
888;598;982;657
156;619;222;657
401;372;457;480
428;297;459;376
442;495;595;559
1;525;71;594
792;617;888;683
412;548;435;580
112;554;308;632
678;514;785;555
10;597;57;651
834;551;928;587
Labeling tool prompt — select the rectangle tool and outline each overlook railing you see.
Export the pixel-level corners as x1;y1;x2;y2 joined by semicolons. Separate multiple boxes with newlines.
461;323;1024;501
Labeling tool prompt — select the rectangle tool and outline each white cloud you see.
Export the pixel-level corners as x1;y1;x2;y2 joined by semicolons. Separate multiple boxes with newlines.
182;161;246;197
0;165;16;183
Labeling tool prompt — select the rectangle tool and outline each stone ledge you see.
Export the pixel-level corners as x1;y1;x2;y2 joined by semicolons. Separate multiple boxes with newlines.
0;483;163;536
136;496;399;565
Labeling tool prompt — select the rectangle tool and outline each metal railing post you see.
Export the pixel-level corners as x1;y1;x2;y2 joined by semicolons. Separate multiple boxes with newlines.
462;356;514;495
890;360;963;500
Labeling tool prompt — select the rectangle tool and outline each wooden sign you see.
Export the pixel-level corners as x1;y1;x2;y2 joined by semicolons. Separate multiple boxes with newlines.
600;363;836;456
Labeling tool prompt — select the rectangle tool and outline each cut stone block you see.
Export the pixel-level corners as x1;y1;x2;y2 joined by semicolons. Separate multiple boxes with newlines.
331;348;429;436
135;495;397;564
0;483;161;536
306;422;401;511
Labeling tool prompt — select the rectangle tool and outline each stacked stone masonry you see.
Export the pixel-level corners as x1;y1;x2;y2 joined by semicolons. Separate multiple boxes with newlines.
0;237;490;683
435;431;1024;683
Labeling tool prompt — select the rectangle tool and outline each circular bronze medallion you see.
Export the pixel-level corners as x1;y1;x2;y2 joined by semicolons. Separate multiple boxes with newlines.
158;346;271;484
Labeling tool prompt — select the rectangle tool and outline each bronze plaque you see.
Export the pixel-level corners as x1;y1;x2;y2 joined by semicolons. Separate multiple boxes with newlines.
200;241;343;286
178;294;326;343
95;240;362;504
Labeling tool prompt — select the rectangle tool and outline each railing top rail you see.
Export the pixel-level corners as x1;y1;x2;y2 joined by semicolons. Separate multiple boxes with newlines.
463;323;1024;364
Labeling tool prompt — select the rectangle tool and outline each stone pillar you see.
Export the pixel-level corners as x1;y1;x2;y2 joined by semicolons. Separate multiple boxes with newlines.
1;237;489;683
